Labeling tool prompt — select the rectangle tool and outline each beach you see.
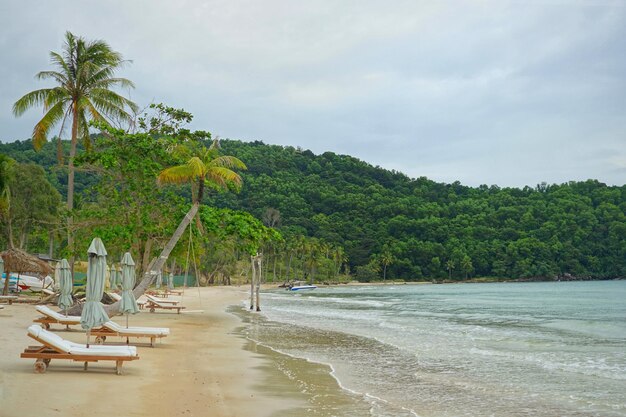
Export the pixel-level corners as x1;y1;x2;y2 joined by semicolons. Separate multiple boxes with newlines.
0;286;302;417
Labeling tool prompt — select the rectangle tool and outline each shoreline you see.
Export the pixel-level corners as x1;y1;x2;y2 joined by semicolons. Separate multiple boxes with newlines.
0;286;304;417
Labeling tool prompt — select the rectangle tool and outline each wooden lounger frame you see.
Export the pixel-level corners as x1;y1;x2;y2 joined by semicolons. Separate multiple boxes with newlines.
90;327;166;347
33;315;80;330
0;295;18;305
146;298;185;314
21;334;139;375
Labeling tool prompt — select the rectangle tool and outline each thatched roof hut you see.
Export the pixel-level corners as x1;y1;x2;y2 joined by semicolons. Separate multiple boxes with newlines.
1;248;54;295
1;248;53;276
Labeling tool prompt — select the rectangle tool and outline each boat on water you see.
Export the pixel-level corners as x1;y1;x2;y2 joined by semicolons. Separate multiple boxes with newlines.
0;273;53;292
289;284;317;291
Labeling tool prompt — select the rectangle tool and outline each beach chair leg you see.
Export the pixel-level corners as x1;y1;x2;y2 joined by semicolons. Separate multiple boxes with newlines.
116;361;123;375
34;359;47;374
84;362;88;371
66;325;70;330
150;337;155;348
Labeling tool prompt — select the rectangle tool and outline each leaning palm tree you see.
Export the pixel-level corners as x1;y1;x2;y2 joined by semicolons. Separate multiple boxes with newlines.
158;140;246;204
13;31;137;262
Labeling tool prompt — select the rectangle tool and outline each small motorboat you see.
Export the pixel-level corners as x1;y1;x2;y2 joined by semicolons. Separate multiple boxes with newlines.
289;284;317;291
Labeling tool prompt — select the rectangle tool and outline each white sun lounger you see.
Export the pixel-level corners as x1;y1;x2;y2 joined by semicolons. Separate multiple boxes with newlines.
145;295;185;314
34;305;82;329
21;324;139;374
90;320;170;347
108;292;146;309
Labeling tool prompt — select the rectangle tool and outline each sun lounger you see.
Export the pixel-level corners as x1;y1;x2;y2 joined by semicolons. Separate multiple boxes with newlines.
90;320;170;347
21;324;139;374
145;295;185;314
108;291;147;309
34;305;81;329
0;295;18;305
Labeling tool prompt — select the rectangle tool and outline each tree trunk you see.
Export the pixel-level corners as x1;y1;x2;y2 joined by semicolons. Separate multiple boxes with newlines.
250;255;255;310
6;216;15;249
141;237;153;275
67;203;200;316
67;105;79;278
48;230;54;258
2;268;11;295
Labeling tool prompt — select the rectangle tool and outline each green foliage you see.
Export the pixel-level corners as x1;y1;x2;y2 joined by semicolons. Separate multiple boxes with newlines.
0;159;61;252
2;136;625;282
209;140;626;280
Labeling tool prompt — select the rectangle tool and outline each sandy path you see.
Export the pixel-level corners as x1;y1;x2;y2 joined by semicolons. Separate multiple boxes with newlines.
0;286;299;417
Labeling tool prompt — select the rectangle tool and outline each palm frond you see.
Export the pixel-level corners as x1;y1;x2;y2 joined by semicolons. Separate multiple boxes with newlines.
209;155;247;170
157;165;198;185
187;157;208;177
36;70;68;85
31;100;67;150
13;89;55;116
205;167;243;190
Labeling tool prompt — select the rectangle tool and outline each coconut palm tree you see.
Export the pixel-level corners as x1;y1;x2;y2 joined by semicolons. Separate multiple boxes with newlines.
380;249;394;281
157;140;246;204
13;32;137;261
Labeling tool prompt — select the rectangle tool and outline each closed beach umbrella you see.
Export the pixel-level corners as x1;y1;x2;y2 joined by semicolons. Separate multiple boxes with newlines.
80;238;110;345
168;272;174;290
119;252;139;328
108;263;115;290
58;259;73;315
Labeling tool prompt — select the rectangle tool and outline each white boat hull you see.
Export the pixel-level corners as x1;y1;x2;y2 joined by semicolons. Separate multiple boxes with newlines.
289;285;317;291
0;273;53;292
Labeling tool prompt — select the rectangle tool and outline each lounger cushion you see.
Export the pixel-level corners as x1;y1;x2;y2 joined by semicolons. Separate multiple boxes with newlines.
27;325;137;356
28;324;72;353
36;305;81;323
103;321;170;336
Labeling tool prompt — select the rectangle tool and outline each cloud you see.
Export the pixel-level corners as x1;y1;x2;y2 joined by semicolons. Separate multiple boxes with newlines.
1;0;625;187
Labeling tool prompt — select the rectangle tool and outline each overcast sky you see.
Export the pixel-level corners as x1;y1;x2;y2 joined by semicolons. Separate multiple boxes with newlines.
0;1;624;187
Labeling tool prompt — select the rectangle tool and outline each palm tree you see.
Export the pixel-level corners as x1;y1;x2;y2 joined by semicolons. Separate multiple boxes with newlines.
446;259;455;280
68;139;246;316
380;250;393;281
158;140;246;204
13;32;137;261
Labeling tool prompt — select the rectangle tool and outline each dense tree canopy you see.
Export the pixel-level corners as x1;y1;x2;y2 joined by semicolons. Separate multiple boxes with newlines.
1;137;625;282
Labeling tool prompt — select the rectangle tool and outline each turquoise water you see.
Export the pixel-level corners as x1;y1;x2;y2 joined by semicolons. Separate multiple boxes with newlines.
242;281;626;416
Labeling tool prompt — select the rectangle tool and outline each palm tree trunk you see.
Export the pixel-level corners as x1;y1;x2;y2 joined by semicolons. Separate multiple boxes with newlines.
67;105;78;277
67;202;200;316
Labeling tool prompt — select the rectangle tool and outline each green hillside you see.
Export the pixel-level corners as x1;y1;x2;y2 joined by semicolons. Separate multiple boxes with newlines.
1;138;625;281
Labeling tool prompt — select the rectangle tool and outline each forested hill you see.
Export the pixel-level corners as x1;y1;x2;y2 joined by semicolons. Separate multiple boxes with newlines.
212;140;626;280
1;138;625;280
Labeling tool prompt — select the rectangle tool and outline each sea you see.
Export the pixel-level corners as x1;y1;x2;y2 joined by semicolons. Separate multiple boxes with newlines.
234;280;626;417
